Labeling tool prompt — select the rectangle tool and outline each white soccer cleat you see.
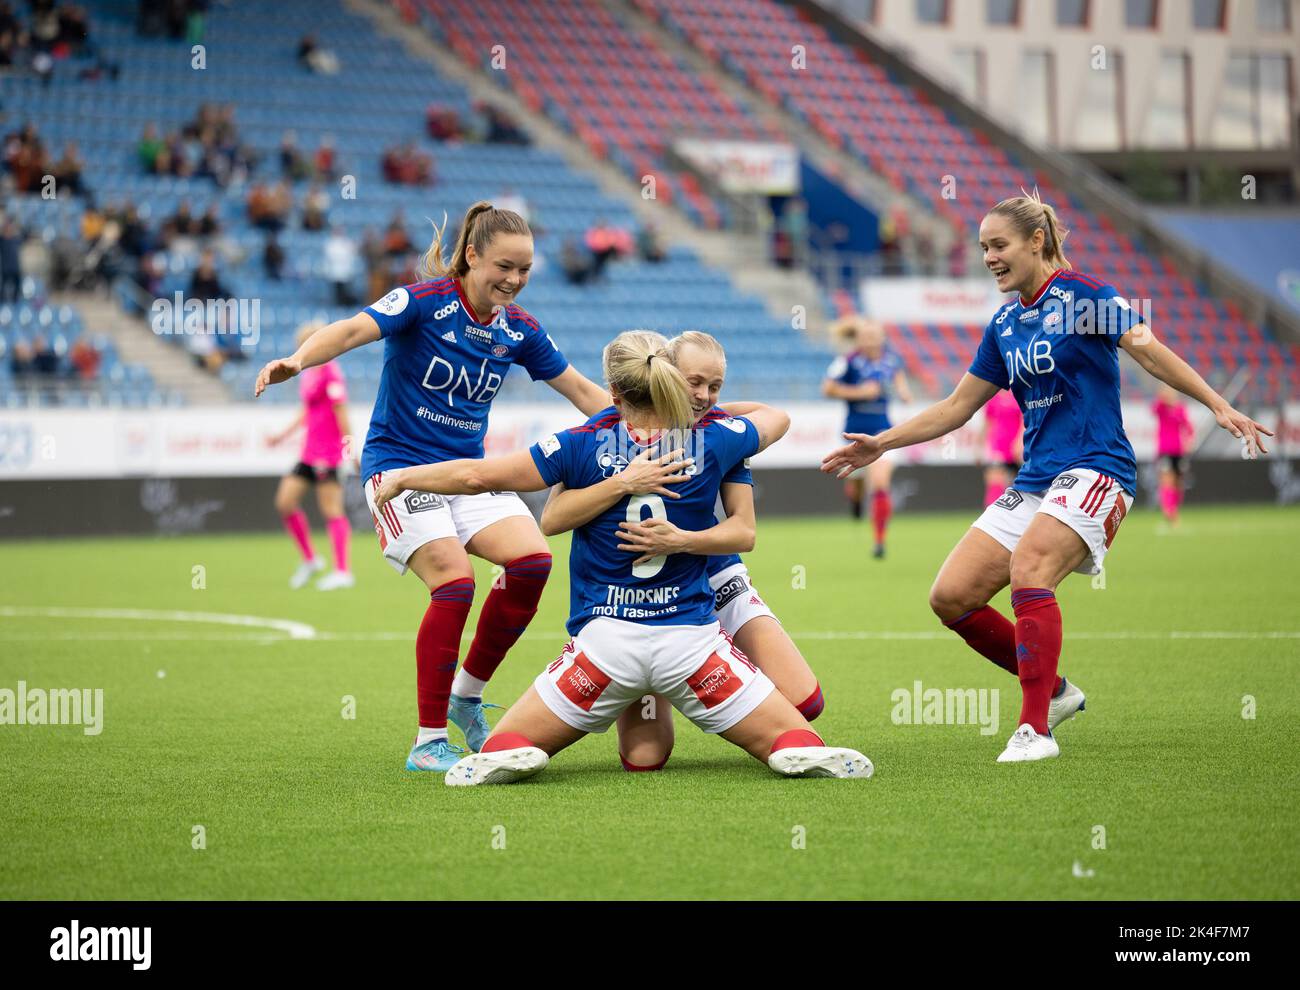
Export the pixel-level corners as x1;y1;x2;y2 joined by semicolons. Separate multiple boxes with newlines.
445;746;549;787
996;723;1060;763
767;746;874;779
316;570;356;591
1048;677;1086;731
289;558;325;589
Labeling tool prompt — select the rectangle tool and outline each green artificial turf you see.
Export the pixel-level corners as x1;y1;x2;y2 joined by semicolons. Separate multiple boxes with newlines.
2;505;1297;899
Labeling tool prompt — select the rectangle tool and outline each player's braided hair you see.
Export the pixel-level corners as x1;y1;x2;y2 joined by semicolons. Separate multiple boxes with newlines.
419;200;532;280
603;330;695;431
988;189;1072;269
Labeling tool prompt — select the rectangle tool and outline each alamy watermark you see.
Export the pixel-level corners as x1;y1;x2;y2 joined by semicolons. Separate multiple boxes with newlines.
150;293;261;348
0;681;103;735
891;679;999;736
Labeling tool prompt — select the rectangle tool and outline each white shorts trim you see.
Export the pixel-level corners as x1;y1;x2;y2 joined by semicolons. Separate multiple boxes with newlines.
972;469;1133;576
364;473;533;576
708;562;778;637
534;618;775;735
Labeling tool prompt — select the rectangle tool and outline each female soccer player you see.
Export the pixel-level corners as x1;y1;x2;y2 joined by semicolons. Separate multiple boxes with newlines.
265;321;355;590
373;331;874;785
254;202;610;771
980;386;1023;507
822;316;912;557
823;192;1271;763
538;331;823;772
1153;384;1194;529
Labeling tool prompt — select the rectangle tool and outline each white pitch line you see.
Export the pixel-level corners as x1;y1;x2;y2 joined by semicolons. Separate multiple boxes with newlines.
0;606;317;640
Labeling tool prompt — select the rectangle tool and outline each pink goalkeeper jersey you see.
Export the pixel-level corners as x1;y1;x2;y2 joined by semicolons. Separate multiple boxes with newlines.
299;361;347;465
1153;398;1191;457
984;388;1023;461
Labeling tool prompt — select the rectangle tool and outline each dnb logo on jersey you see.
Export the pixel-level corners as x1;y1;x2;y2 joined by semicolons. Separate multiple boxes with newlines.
555;652;611;711
687;654;743;709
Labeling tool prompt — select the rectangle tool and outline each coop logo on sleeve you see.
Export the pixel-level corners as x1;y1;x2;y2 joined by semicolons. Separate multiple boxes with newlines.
50;921;150;970
372;287;410;316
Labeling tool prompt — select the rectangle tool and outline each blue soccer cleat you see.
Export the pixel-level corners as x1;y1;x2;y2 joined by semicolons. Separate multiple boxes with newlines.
405;738;465;772
447;694;503;753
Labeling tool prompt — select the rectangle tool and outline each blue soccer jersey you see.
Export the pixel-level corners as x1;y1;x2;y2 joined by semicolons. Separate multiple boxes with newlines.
826;349;902;433
359;277;569;479
967;269;1140;494
530;408;761;636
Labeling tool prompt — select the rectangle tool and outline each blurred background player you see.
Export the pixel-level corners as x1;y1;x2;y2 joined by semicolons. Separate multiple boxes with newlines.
265;320;355;590
822;316;912;557
255;202;609;771
540;331;824;772
373;330;873;785
823;192;1272;764
980;387;1024;507
1153;384;1194;530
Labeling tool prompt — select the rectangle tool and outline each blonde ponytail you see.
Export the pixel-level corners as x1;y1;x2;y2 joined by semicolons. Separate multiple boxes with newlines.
988;189;1072;269
602;330;695;431
417;200;531;280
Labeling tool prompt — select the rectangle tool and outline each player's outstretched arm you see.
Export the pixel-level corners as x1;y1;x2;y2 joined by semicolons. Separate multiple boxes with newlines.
374;450;547;508
746;406;791;454
546;366;612;418
539;447;694;537
822;379;882;401
1119;325;1272;457
616;481;756;563
254;313;381;397
822;373;997;479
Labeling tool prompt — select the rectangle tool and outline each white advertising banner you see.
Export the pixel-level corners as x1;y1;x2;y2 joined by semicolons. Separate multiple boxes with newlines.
673;139;799;195
2;402;1290;480
860;277;1009;325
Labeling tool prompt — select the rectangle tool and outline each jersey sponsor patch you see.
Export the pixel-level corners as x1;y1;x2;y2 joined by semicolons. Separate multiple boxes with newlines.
994;489;1024;511
555;652;611;711
371;287;409;316
713;575;747;611
1050;473;1080;491
403;491;446;514
719;416;747;434
540;434;561;458
1103;494;1128;548
687;654;743;710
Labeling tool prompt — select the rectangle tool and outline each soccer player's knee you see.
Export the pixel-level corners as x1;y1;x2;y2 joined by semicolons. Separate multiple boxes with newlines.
1009;549;1049;591
929;580;963;621
620;747;671;772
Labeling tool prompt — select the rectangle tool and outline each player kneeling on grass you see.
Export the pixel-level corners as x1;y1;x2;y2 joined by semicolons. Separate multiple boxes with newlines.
539;331;824;773
374;330;873;785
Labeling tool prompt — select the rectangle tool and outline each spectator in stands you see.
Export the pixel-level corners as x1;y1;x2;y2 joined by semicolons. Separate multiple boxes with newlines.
197;203;221;239
360;227;387;303
314;136;337;182
302;182;329;231
247;182;290;232
0;216;22;302
9;339;34;379
133;252;164;300
772;197;808;270
323;225;358;307
381;141;435;187
51;141;86;197
137;123;163;173
69;336;101;380
637;222;666;264
484;104;528;145
584;218;633;278
187;250;231;373
116;201;150;259
382;213;412;260
279;130;311;182
30;334;59;377
298;32;339;75
560;236;593;286
3;122;49;193
264;233;285;281
426;103;462;142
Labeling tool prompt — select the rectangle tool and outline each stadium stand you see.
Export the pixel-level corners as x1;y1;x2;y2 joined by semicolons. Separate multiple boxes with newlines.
634;0;1299;404
1;0;836;407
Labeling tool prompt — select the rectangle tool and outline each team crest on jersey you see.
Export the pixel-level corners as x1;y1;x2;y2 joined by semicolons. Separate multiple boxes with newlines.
404;491;446;513
492;344;508;356
1044;311;1063;328
994;489;1024;511
372;287;409;316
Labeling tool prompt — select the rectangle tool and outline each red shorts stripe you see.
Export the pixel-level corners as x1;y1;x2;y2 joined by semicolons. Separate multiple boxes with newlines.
1079;474;1106;515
